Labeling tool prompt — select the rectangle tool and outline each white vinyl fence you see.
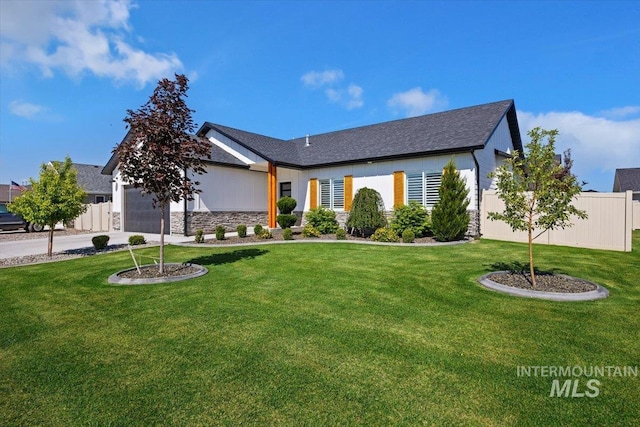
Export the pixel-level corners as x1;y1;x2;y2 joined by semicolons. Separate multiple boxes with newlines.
481;190;634;252
634;201;640;231
74;202;112;232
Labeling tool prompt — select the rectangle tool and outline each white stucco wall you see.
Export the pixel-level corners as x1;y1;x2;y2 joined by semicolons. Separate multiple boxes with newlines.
475;115;514;192
186;165;267;212
286;155;477;212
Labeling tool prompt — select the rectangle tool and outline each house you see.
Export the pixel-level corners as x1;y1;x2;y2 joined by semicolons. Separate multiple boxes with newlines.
613;168;640;201
103;99;523;235
0;182;29;204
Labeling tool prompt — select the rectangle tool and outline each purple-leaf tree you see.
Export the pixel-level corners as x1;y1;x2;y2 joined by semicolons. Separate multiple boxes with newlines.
115;74;211;273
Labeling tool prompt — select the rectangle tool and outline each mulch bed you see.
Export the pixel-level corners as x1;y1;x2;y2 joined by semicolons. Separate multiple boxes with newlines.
486;271;597;293
0;228;93;242
116;263;202;279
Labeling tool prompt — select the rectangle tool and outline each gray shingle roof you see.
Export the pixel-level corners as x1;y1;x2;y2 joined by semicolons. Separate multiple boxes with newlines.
613;168;640;192
72;163;113;193
199;99;522;168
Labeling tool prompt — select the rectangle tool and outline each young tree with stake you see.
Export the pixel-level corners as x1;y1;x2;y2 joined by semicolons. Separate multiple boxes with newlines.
116;74;211;273
488;127;586;287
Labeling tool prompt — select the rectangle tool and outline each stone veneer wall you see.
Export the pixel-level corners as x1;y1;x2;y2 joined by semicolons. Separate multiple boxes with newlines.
112;212;121;231
171;211;269;235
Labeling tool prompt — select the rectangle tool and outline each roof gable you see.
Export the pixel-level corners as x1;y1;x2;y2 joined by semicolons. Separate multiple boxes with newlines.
613;168;640;192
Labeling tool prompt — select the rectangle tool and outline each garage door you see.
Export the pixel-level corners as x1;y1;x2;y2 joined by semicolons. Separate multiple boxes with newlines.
124;186;170;234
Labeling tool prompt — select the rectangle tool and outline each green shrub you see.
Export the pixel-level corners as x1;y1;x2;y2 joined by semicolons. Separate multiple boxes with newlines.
194;229;205;243
276;214;298;229
257;229;273;239
402;228;415;243
277;196;297;214
215;225;226;241
370;227;400;243
431;158;470;241
128;235;146;246
237;224;247;238
305;206;338;234
390;201;431;237
346;187;386;237
91;235;110;250
301;223;320;238
336;228;347;240
283;228;294;240
253;224;263;236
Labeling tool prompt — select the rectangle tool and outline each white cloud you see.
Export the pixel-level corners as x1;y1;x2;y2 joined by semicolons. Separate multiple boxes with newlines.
387;87;448;117
301;69;363;110
598;106;640;120
0;0;182;86
9;100;45;119
301;69;344;87
517;110;640;183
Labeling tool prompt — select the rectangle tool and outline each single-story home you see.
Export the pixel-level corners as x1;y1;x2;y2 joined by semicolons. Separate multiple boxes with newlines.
613;167;640;201
103;99;523;236
71;163;113;204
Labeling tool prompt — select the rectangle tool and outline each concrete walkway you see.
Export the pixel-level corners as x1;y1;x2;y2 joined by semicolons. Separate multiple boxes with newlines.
0;231;219;259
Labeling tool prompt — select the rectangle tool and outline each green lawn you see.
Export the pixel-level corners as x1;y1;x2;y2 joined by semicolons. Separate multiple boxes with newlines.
1;233;639;426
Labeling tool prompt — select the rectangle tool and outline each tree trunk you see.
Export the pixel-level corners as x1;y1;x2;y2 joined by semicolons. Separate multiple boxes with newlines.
528;221;536;288
159;209;165;274
47;227;54;257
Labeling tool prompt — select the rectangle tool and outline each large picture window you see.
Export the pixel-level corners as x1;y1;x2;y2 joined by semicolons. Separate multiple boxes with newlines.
406;172;442;208
319;178;344;210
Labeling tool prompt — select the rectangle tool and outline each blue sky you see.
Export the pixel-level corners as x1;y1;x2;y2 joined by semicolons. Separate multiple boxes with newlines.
1;0;639;191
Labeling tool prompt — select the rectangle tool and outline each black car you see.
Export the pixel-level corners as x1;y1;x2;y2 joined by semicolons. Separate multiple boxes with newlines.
0;203;43;232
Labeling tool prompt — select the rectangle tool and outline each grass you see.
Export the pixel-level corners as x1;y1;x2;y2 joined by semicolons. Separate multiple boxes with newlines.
1;232;639;426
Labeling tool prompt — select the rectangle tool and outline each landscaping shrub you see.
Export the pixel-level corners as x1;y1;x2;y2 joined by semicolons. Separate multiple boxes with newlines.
194;229;205;243
215;225;226;241
390;201;430;237
301;223;320;238
402;228;415;243
431;158;470;241
237;224;247;238
128;235;146;246
253;224;263;236
346;187;387;237
305;207;338;234
283;228;294;240
277;214;298;229
91;235;110;250
336;228;347;240
257;229;273;239
277;196;297;214
370;227;400;243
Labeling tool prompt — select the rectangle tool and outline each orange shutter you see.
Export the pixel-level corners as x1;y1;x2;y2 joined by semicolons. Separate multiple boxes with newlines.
309;178;318;209
344;175;353;211
393;171;405;207
267;163;277;228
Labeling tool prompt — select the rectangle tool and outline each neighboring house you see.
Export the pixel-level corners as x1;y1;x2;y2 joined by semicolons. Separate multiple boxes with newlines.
67;163;113;204
103;99;523;236
613;168;640;201
0;183;29;204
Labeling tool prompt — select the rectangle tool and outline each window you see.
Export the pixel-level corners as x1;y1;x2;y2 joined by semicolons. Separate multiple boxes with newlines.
95;195;106;203
280;182;292;198
406;171;442;208
319;178;344;210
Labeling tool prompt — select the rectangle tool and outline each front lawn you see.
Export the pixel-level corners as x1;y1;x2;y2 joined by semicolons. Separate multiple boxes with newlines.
1;233;639;426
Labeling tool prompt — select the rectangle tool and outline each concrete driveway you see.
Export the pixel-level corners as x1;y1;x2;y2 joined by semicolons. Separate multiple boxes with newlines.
0;231;202;259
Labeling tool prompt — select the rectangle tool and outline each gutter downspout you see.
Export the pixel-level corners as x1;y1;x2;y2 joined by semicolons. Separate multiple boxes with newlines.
470;150;481;236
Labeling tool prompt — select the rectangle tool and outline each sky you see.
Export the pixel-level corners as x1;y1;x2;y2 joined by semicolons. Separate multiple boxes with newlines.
1;0;639;191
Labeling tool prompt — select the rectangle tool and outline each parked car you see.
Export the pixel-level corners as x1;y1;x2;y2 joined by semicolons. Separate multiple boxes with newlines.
0;203;44;232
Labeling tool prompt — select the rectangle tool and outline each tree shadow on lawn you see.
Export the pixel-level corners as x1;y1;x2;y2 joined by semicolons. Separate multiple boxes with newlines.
187;248;269;267
487;261;566;285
